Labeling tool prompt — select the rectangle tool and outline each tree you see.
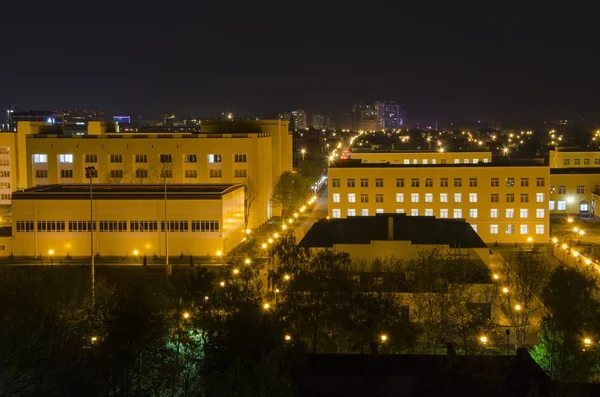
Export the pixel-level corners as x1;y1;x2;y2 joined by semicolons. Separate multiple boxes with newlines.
583;191;598;223
271;171;310;219
531;266;600;382
244;178;257;229
150;159;173;185
297;159;321;187
501;249;550;347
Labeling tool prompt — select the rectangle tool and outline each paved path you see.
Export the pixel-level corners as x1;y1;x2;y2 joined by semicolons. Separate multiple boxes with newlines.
294;187;328;243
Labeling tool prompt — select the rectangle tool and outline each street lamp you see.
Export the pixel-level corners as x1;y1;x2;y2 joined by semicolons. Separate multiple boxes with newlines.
380;334;388;342
480;336;488;344
85;166;97;304
301;148;306;160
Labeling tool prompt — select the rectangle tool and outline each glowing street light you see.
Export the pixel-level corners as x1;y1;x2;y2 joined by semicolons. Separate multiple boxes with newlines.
216;250;222;257
585;338;592;346
493;274;499;280
380;334;388;342
220;281;225;287
480;336;488;344
527;237;533;243
245;229;251;235
245;258;251;265
284;274;290;281
285;334;291;341
133;249;139;256
282;224;288;230
204;296;209;301
562;244;568;250
502;287;509;294
263;303;270;310
262;243;268;249
233;268;239;275
48;249;54;256
574;227;579;232
515;304;522;311
273;233;279;238
580;230;585;236
91;336;98;343
268;238;273;244
567;217;574;223
183;312;190;319
552;238;558;243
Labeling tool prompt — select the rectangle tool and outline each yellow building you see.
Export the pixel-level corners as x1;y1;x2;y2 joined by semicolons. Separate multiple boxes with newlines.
549;169;600;215
549;147;600;168
349;148;491;165
328;159;550;244
0;119;292;229
8;184;244;258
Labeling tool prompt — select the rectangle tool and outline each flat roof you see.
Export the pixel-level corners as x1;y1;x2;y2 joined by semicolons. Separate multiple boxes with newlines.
350;148;490;154
12;184;243;200
298;214;487;249
550;168;600;175
331;158;547;168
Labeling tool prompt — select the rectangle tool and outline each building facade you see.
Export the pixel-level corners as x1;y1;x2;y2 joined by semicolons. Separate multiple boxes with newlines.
0;119;292;229
8;184;244;258
328;160;551;244
350;150;492;165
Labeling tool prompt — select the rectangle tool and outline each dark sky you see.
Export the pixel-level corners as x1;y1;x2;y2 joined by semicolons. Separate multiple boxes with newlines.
2;2;599;123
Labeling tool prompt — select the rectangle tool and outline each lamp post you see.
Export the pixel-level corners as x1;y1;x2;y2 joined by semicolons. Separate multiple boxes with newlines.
165;181;171;276
85;166;97;305
505;329;511;355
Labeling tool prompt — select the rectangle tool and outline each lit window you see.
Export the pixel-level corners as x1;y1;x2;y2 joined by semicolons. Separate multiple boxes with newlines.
413;159;418;164
425;193;433;202
208;154;222;163
473;158;479;164
403;159;410;164
506;209;514;218
549;201;555;210
332;209;341;218
411;193;419;203
440;209;448;218
469;193;477;203
483;158;489;163
490;209;498;218
469;209;478;218
59;154;73;163
396;193;404;203
332;193;340;203
425;209;433;216
33;154;48;163
557;201;567;210
411;209;419;216
464;159;469;164
376;209;384;214
348;193;356;203
536;193;544;203
536;209;545;218
440;193;448;202
431;159;437;164
361;209;369;216
506;224;514;234
347;209;356;217
471;224;478;232
520;209;528;218
422;159;428;164
536;225;545;235
454;193;462;203
453;209;462;218
396;209;404;213
454;159;460;164
490;224;499;234
520;225;528;234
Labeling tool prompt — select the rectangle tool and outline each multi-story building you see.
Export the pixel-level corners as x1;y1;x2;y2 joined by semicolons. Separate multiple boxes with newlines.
311;114;331;130
291;109;307;130
375;101;404;129
352;103;378;131
328;159;550;244
0;119;292;229
8;184;244;258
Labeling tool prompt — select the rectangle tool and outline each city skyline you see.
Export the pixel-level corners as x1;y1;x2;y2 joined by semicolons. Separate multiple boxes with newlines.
1;3;599;123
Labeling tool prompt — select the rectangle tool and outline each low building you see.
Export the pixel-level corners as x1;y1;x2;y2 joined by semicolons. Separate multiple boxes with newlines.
7;183;244;258
298;213;489;267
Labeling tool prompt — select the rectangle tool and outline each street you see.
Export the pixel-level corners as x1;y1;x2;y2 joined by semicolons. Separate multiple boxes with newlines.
294;186;328;243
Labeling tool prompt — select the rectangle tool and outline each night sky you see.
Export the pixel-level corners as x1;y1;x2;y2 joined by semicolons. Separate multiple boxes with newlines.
2;2;599;123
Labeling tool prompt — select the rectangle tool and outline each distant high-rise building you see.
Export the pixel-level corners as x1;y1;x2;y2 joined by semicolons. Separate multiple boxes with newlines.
113;116;131;124
6;107;57;131
352;102;405;131
311;113;331;129
162;114;176;127
375;101;404;129
352;102;378;131
291;109;307;130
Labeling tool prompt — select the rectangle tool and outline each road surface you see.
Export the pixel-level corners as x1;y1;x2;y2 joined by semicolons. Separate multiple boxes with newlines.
294;187;328;243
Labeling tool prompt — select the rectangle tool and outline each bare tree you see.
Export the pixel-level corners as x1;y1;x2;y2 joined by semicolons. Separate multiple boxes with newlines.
132;167;149;185
244;178;257;229
149;160;173;185
582;191;598;223
105;170;128;184
501;248;550;347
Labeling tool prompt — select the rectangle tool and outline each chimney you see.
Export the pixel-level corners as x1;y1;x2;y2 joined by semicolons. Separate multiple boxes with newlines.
388;216;394;240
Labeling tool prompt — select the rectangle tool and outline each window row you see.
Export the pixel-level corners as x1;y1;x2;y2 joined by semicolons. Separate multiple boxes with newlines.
332;208;545;219
333;192;545;204
553;185;587;195
369;158;490;165
563;158;600;166
331;177;545;188
16;220;221;233
489;224;545;235
33;154;248;164
34;168;248;180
